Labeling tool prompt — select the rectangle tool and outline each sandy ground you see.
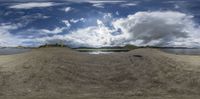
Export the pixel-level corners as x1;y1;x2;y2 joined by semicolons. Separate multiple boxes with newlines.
164;53;200;72
0;47;200;99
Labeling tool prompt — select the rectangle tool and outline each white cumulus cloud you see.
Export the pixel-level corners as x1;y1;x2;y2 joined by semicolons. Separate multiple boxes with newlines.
0;23;23;47
1;11;200;48
112;11;200;47
36;20;117;47
36;11;200;48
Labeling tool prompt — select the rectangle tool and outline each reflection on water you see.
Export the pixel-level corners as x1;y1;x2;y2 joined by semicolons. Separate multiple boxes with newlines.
0;48;31;55
161;48;200;55
76;49;130;55
89;49;200;55
89;51;113;54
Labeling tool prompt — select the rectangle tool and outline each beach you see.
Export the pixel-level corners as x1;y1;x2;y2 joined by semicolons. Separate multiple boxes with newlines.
0;47;200;99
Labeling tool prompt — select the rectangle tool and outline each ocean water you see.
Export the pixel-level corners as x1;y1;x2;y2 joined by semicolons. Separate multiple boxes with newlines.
161;48;200;55
0;48;31;55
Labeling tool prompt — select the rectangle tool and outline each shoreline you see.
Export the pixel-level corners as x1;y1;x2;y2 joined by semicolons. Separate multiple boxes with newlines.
1;47;200;56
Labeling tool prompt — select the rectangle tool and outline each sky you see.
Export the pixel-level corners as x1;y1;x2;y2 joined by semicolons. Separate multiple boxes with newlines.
0;0;200;48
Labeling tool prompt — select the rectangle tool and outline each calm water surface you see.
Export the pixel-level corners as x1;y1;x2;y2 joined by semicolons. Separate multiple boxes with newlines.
76;49;130;55
83;48;200;55
1;48;200;55
0;48;31;55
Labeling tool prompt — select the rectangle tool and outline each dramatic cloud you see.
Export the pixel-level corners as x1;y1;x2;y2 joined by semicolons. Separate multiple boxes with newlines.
36;20;116;47
9;2;58;9
35;11;200;48
112;11;200;47
1;9;200;48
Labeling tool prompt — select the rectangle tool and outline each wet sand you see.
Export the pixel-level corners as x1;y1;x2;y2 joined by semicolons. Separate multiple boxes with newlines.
0;47;200;99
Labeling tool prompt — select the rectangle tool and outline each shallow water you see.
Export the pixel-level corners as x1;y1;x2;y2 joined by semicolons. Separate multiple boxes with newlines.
2;48;199;55
0;48;31;55
161;48;200;55
89;48;200;55
76;49;130;55
80;48;200;55
88;51;113;54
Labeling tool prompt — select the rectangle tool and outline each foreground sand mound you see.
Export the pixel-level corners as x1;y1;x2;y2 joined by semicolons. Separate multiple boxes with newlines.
0;47;200;98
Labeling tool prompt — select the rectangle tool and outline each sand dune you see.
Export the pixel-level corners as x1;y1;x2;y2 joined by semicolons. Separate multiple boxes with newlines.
0;47;200;99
